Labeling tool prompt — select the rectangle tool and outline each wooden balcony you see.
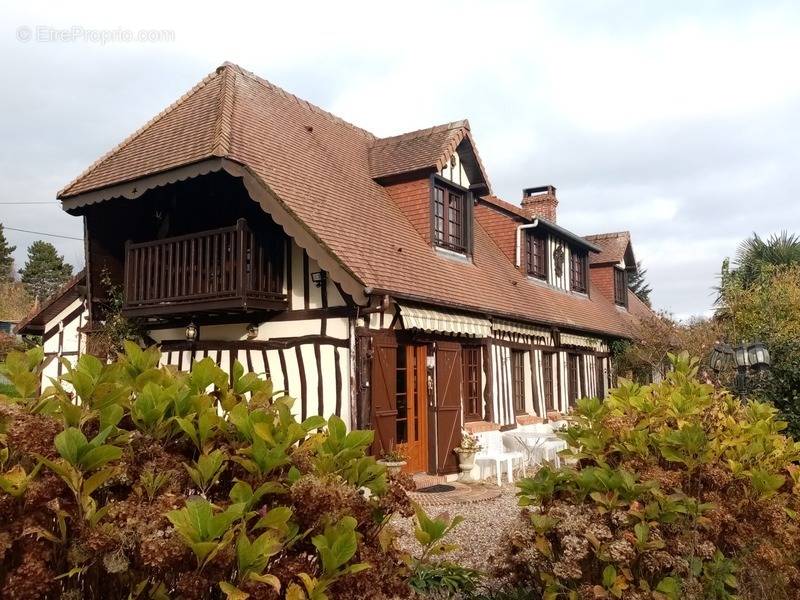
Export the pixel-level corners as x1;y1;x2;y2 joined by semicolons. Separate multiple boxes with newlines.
122;219;286;320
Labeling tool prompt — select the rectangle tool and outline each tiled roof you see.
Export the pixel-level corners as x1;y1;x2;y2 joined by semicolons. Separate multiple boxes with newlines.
369;121;465;178
584;231;632;266
480;194;530;220
627;290;655;321
58;63;642;339
15;270;86;335
367;120;492;194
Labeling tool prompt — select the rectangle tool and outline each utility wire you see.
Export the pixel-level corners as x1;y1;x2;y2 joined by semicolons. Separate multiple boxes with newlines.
3;226;82;241
0;201;58;205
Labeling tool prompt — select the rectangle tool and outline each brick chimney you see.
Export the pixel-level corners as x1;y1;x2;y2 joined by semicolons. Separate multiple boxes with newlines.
521;185;558;222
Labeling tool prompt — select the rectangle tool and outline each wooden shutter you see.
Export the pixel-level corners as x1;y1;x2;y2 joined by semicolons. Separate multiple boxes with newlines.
435;341;463;474
370;331;397;455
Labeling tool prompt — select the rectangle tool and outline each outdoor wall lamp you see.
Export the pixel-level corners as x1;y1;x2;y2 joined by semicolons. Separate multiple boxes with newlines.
709;340;771;400
185;322;198;343
708;342;734;372
310;271;326;288
747;341;771;371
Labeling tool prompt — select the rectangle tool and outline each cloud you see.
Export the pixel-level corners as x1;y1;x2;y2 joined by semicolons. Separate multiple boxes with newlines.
1;0;798;318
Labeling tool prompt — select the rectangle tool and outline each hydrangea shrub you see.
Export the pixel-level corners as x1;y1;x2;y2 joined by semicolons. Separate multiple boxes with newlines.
498;353;800;600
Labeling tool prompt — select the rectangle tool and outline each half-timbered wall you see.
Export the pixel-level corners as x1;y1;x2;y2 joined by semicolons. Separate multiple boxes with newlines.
547;236;572;292
152;238;357;427
158;342;350;426
41;298;86;383
438;151;471;188
491;344;515;426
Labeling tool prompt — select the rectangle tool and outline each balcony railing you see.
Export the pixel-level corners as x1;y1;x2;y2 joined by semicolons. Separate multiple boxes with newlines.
123;219;286;318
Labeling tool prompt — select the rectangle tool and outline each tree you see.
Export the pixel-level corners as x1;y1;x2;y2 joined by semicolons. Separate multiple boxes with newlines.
19;241;73;302
721;264;800;436
729;231;800;289
612;310;722;384
627;259;652;306
0;224;16;283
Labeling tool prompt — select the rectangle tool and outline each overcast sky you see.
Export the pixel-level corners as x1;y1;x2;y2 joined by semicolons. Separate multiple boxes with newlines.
1;1;798;319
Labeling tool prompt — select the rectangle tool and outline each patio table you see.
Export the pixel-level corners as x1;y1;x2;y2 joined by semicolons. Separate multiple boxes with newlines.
504;431;568;469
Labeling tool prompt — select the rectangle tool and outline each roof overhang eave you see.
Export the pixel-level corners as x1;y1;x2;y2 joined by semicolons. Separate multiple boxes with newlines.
537;218;602;253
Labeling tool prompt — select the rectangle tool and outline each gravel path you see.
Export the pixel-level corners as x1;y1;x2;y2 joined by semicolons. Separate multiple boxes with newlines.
392;484;521;574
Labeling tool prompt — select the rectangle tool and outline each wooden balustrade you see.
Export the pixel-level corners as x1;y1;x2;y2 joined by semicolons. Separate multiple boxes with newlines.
123;219;286;317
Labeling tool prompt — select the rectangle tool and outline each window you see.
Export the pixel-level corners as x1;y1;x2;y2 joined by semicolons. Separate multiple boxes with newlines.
614;268;628;307
542;352;555;411
433;182;469;254
396;344;409;444
462;346;482;421
526;231;548;280
567;353;580;407
511;350;526;414
570;250;587;293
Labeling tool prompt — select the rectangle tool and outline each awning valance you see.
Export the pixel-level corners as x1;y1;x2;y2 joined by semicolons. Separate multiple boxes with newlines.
560;333;606;351
491;319;552;343
398;304;491;338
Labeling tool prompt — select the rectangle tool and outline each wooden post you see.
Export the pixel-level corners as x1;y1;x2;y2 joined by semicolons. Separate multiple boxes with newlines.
123;240;131;308
236;219;247;303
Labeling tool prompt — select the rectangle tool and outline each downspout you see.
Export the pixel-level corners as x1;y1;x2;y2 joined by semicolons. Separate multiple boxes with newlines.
515;219;540;268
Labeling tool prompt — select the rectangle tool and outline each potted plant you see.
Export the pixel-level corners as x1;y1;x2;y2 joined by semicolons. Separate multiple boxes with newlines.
377;444;408;475
453;429;482;482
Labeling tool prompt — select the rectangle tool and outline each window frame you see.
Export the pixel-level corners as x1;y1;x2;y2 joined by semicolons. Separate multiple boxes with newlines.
614;267;628;307
567;353;580;407
570;249;588;293
431;175;472;255
511;350;526;415
542;351;555;412
461;345;483;421
525;230;548;280
395;343;409;444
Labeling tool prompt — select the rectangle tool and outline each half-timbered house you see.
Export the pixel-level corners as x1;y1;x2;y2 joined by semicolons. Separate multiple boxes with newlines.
18;63;653;475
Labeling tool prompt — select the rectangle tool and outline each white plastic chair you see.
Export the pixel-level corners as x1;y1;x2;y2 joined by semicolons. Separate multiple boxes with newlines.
475;431;524;487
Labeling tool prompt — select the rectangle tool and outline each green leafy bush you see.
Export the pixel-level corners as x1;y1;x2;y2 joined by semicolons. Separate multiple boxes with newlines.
497;352;800;600
0;342;417;599
403;503;483;599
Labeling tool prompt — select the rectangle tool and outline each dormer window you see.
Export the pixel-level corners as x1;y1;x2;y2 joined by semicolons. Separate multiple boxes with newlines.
570;250;588;293
614;267;628;307
525;231;548;280
432;176;472;254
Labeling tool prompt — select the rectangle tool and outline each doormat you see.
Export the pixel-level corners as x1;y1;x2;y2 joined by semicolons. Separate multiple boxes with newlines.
415;484;456;493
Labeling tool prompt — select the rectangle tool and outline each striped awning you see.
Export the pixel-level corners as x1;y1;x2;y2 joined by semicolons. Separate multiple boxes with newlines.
560;333;606;350
492;319;552;343
398;304;491;338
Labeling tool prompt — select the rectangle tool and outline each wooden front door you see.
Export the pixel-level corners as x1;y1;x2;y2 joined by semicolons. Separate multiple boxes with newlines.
435;341;463;474
396;344;428;473
369;333;429;472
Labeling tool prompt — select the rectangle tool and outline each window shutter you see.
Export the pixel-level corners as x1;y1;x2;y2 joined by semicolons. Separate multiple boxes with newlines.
370;331;398;456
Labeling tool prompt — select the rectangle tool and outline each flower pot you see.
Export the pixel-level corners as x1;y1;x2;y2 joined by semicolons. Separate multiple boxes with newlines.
377;459;407;476
454;448;479;482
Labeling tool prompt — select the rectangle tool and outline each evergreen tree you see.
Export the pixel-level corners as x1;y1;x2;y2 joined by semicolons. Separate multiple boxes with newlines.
627;259;652;306
19;241;73;302
0;224;16;282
